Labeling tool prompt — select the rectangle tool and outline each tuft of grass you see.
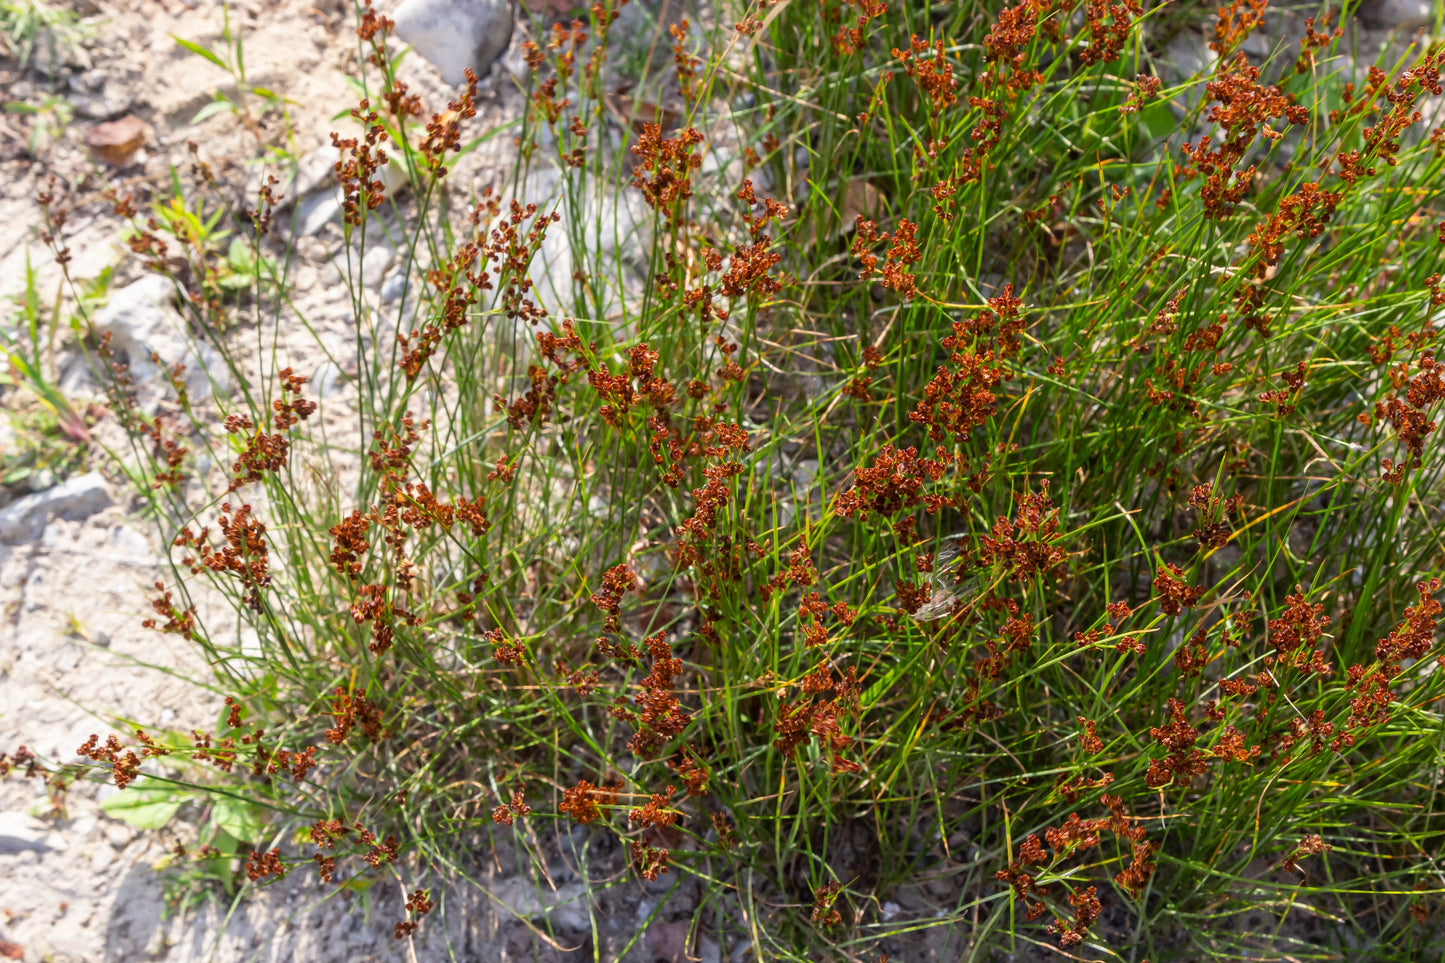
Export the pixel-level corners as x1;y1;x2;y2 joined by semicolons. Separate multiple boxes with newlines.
9;0;1445;959
0;0;88;71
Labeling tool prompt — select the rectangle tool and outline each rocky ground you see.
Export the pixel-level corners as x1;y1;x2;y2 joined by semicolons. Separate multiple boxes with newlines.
0;0;700;958
1;0;1441;959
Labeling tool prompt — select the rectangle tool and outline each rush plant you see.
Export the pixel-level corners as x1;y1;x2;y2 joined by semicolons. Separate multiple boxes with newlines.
8;0;1445;959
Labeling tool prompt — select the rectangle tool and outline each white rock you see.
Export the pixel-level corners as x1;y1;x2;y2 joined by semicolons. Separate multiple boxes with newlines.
90;275;229;409
489;878;589;932
0;811;58;853
291;189;343;238
57;350;99;399
391;0;513;85
379;269;408;302
108;524;152;560
105;822;133;850
0;472;112;544
1357;0;1436;30
360;244;396;291
310;361;345;399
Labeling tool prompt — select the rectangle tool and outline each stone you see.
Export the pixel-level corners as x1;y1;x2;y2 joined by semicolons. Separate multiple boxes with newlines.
90;274;230;409
489;878;589;932
0;472;112;544
379;269;408;302
391;0;514;86
359;244;396;290
246;147;334;214
104;822;132;850
289;189;343;238
57;351;98;399
108;524;151;560
1357;0;1436;30
310;361;345;399
0;812;57;854
68;67;139;120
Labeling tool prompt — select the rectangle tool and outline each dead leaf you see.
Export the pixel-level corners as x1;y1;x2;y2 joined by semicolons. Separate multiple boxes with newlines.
83;115;149;167
604;88;681;133
522;0;577;15
837;177;885;236
0;940;23;960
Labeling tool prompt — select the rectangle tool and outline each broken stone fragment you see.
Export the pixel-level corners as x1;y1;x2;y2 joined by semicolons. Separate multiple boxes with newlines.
1356;0;1437;30
391;0;514;86
90;274;231;410
0;472;112;544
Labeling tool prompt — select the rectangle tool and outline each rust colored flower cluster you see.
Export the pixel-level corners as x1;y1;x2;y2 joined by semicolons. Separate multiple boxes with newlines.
325;686;386;745
830;0;886;56
325;414;508;655
355;0;394;65
908;289;1026;450
1373;353;1445;481
1177;54;1309;220
1209;0;1266;56
417;68;478;174
0;745;41;780
773;660;863;773
1280;833;1330;877
672;422;753;573
833;444;953;535
1077;717;1104;753
1075;0;1141;67
559;778;622;824
245;848;287;881
491;789;533;825
997;794;1153;941
175;503;271;611
977;481;1068;582
892;35;958;115
853;217;922;300
1187;482;1243;550
982;0;1054;92
486;627;529;666
1047;886;1101;947
394;888;434;939
632;125;704;222
1120;73;1161;114
671;19;701;102
1294;13;1341;73
76;734;141;789
1154;562;1204;616
1266;588;1330;670
811;880;844;926
142;581;198;640
1330;580;1442;751
590;563;637;634
332;105;389;228
720;180;786;302
1246;182;1341;278
1146;698;1209;787
496;320;591;427
613;632;692;759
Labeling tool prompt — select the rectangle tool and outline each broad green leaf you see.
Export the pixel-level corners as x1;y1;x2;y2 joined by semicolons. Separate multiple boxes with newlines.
211;795;266;844
98;777;182;830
